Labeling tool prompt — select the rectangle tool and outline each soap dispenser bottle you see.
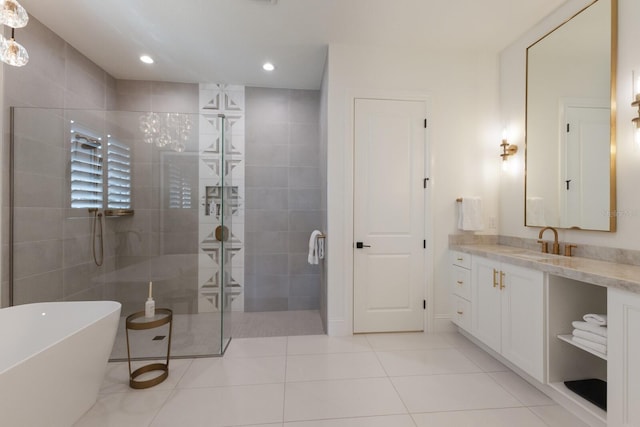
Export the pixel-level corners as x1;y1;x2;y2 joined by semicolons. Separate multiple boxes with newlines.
145;281;155;318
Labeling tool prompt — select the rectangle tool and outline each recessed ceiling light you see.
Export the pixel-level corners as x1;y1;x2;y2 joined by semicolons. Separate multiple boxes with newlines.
140;55;154;64
262;62;275;71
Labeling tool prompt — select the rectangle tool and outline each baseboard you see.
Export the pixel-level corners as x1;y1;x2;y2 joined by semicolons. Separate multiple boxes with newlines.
433;314;457;332
327;319;351;336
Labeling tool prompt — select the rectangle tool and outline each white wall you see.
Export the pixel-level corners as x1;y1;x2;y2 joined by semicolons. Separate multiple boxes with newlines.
500;0;640;250
325;44;501;335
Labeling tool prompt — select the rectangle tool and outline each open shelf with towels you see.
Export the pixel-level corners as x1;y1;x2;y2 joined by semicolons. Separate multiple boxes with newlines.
557;334;607;361
547;274;607;422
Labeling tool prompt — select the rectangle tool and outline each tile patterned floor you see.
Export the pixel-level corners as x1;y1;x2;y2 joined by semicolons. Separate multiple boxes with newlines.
76;332;590;427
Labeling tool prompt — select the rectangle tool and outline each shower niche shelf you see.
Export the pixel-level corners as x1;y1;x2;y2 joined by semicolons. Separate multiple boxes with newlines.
104;209;134;217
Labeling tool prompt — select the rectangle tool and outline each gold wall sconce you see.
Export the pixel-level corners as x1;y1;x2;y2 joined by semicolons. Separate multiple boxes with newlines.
500;130;518;161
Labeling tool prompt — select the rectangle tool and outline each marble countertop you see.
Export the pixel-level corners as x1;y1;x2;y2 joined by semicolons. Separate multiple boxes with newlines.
450;244;640;295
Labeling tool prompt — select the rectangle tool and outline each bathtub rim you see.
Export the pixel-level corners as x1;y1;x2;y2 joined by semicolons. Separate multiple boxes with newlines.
0;300;121;375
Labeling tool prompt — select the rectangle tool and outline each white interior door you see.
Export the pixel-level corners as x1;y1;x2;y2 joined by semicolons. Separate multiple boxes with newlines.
353;98;426;333
561;105;610;229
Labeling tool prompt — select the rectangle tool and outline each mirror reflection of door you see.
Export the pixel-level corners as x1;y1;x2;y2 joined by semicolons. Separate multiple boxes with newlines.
560;103;610;230
525;0;615;231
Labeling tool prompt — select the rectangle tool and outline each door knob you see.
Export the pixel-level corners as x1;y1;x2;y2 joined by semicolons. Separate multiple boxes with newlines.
356;242;371;249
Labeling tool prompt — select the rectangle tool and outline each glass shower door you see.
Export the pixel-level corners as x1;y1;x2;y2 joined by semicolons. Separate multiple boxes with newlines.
9;107;232;359
220;115;233;352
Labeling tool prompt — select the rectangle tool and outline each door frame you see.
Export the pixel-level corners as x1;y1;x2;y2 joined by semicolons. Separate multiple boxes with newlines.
344;89;434;334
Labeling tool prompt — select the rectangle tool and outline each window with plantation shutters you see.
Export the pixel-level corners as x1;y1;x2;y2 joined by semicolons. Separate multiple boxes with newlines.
106;138;131;209
70;132;103;208
167;163;192;209
70;130;131;209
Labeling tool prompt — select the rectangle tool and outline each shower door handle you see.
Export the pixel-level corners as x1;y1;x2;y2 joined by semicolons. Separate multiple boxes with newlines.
356;242;371;249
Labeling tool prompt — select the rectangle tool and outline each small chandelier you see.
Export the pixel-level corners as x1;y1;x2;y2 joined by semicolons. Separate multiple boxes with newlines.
139;112;192;152
0;0;29;67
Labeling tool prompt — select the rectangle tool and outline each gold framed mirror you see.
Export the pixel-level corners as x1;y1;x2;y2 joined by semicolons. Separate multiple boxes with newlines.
525;0;617;231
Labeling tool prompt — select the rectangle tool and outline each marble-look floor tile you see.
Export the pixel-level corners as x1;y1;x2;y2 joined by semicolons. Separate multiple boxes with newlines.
392;373;522;413
284;414;416;426
489;371;554;406
286;352;386;382
224;336;288;358
287;335;372;355
457;345;509;373
412;407;548;426
178;355;286;387
528;405;591;427
376;348;482;377
73;389;171;427
151;383;285;427
365;332;451;351
284;378;406;422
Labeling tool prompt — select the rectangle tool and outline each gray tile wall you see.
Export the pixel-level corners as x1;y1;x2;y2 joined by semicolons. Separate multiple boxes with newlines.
109;81;199;315
2;17;117;306
2;16;200;314
245;87;323;312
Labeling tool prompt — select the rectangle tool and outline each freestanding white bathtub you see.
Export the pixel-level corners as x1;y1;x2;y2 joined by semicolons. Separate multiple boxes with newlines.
0;300;121;427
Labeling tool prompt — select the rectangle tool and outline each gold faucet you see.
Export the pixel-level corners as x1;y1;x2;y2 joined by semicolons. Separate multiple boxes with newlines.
538;226;560;255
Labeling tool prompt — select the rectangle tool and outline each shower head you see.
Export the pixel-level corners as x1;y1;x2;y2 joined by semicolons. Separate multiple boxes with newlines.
75;133;101;150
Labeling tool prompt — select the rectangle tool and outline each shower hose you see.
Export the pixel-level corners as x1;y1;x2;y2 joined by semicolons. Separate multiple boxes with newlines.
89;208;104;266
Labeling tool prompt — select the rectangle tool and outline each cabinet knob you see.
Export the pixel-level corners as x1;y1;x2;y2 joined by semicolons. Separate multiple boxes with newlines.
492;269;499;288
457;310;464;315
500;271;506;290
457;280;464;285
457;257;463;261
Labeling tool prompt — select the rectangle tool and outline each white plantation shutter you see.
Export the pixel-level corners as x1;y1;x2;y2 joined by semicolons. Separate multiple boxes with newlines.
70;130;132;209
70;132;103;208
167;163;192;209
107;138;131;209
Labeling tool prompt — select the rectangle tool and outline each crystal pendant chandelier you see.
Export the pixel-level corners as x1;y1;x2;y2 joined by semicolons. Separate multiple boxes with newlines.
0;29;27;66
139;112;192;152
0;0;29;67
0;0;27;28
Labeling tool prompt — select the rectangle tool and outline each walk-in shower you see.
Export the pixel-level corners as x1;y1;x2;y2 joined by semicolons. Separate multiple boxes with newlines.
9;107;234;359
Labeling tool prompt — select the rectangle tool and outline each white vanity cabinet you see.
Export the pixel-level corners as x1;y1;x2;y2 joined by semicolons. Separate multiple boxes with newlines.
471;256;545;382
608;288;640;427
449;251;472;331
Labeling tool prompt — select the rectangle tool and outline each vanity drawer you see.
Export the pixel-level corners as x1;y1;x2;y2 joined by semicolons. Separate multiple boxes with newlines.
451;251;471;269
451;265;471;300
452;295;471;331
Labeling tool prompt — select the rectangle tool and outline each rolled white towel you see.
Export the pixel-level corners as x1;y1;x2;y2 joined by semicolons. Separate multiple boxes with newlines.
583;313;607;326
572;321;607;337
572;329;607;346
572;336;607;354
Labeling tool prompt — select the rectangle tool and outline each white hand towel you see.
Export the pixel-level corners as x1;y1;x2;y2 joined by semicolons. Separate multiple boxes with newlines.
572;336;607;354
526;197;546;225
307;230;322;265
572;329;607;346
572;320;607;337
583;313;607;326
457;197;484;231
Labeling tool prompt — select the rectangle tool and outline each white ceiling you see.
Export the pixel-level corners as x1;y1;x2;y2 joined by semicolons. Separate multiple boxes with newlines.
21;0;567;90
